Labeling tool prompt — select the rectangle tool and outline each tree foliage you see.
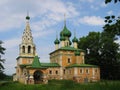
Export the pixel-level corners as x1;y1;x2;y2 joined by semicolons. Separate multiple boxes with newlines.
78;31;120;80
0;40;6;73
105;0;120;4
78;0;120;80
78;17;120;79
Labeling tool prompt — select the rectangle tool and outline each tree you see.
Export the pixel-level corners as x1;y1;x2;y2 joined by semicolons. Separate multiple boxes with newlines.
78;32;101;65
78;31;120;80
105;0;120;4
0;40;6;73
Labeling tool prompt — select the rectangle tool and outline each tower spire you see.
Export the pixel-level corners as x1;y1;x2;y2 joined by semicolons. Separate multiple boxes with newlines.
26;11;30;20
56;30;58;39
22;13;33;44
64;13;66;26
74;29;76;37
20;14;36;56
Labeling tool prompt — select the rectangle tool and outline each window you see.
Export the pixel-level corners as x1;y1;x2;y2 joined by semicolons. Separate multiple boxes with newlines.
68;58;71;63
95;69;97;73
63;69;65;74
86;69;89;74
22;46;25;53
80;69;83;74
56;70;58;74
69;70;71;74
28;46;31;53
49;70;52;74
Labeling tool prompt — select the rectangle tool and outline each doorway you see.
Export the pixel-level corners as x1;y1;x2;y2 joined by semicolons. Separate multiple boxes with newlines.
33;70;43;84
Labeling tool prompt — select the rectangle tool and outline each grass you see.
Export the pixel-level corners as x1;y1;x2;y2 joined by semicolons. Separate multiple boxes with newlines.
0;80;120;90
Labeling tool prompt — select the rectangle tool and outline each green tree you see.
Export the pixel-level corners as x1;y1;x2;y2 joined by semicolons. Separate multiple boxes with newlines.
105;0;120;4
78;31;120;80
78;32;101;65
0;40;6;74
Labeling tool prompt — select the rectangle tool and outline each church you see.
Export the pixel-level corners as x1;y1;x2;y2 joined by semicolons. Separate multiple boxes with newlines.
13;15;100;84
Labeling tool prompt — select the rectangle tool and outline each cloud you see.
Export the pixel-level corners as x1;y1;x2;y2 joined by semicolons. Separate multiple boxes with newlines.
0;0;79;33
100;2;107;7
79;16;105;26
90;5;99;10
3;38;21;49
107;10;113;15
33;29;55;38
79;0;94;3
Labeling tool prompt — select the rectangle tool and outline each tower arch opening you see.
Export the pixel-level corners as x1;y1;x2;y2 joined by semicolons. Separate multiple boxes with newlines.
22;46;25;53
28;45;31;53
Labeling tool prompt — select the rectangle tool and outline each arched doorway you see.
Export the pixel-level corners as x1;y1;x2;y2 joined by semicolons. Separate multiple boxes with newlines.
33;70;43;84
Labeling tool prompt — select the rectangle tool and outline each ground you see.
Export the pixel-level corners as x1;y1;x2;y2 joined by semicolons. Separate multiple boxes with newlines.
0;80;120;90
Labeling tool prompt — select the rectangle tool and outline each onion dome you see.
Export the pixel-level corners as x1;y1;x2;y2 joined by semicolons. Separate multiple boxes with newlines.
54;38;60;44
75;50;80;56
26;15;30;20
60;35;65;41
60;25;71;37
72;36;78;42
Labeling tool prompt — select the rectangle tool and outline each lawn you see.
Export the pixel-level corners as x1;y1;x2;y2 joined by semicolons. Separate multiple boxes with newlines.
0;80;120;90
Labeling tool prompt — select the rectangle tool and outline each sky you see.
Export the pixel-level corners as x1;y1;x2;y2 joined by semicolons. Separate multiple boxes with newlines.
0;0;119;75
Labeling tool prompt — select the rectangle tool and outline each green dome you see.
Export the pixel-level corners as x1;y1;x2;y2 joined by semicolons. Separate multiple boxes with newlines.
26;15;30;20
75;50;80;56
72;37;78;42
54;38;60;44
60;25;71;37
60;35;65;41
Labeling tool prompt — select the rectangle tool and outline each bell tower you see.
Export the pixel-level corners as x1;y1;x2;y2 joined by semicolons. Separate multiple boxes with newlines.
19;14;36;57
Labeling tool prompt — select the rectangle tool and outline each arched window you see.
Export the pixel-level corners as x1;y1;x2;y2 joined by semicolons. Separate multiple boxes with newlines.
56;70;58;74
63;69;65;74
22;46;25;53
68;58;71;63
28;46;31;53
49;70;52;74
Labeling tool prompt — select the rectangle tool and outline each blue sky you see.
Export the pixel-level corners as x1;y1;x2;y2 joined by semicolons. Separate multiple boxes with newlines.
0;0;119;75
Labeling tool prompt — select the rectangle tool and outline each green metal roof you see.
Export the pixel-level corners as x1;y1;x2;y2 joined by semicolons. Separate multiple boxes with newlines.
72;36;78;42
54;38;60;44
20;64;31;68
66;64;99;68
41;63;60;67
16;56;34;60
50;46;84;55
60;25;71;37
31;56;41;68
59;46;83;51
21;56;60;69
60;34;65;41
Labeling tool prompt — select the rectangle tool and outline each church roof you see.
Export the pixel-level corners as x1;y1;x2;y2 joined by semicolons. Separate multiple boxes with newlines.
20;55;60;69
60;25;71;37
54;38;60;44
31;56;41;68
50;46;84;55
72;36;78;42
20;64;31;68
41;63;60;67
66;64;99;68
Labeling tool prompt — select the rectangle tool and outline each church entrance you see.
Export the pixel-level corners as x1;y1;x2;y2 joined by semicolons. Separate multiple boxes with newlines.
33;70;43;84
